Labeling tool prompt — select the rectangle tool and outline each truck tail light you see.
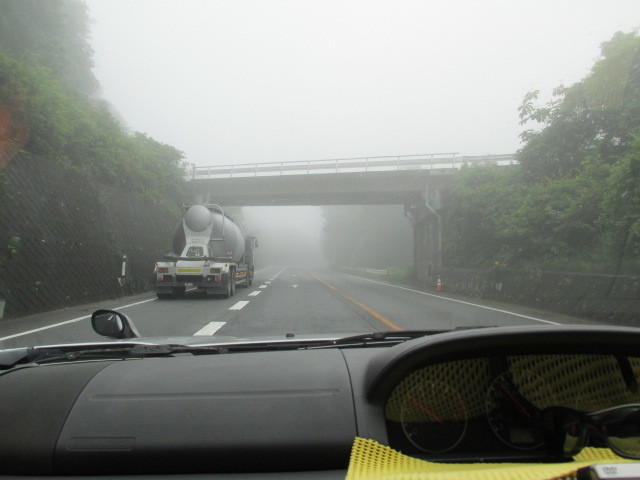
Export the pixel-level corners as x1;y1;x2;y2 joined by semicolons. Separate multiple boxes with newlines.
157;276;163;282
157;267;169;273
210;268;221;274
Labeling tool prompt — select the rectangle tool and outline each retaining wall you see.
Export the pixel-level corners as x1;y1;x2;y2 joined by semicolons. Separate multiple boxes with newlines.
0;153;179;319
432;266;640;326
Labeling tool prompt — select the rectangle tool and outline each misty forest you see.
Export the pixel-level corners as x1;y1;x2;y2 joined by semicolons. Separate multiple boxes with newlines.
1;0;639;280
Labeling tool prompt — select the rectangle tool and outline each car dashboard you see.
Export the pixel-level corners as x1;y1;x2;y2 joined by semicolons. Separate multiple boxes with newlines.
1;324;640;478
384;353;638;461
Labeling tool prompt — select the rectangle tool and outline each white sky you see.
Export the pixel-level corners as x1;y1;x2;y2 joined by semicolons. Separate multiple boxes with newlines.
85;0;640;168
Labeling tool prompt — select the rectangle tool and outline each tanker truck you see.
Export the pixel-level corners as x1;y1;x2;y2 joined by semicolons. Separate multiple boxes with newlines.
154;204;258;299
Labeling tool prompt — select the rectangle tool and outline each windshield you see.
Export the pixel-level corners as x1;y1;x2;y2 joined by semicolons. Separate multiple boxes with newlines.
0;0;639;349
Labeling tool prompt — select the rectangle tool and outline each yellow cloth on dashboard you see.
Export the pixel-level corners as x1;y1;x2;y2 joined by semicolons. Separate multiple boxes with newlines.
346;437;634;480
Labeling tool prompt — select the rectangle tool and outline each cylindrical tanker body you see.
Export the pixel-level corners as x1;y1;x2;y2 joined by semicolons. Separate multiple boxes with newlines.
172;205;245;263
155;204;257;299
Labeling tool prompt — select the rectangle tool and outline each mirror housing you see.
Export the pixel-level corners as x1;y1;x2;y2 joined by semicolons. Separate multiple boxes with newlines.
91;309;140;339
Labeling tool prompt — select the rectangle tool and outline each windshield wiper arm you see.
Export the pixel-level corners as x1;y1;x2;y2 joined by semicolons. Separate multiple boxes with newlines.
0;348;30;370
305;329;451;349
25;343;231;364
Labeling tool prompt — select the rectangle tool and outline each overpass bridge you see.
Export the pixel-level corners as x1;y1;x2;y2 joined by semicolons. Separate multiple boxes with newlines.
187;153;516;206
186;153;517;282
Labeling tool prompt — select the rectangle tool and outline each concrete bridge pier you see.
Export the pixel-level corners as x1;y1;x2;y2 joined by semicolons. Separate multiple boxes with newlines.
407;184;442;286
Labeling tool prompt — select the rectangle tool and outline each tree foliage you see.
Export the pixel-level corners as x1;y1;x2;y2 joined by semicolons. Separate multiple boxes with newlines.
443;30;640;273
518;30;640;181
0;0;98;95
0;0;187;212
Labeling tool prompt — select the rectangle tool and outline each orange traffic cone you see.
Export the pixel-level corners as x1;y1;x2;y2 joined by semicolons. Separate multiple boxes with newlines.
436;277;443;292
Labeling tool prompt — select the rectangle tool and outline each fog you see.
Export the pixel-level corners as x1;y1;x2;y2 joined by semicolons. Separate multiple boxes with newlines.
242;207;325;267
83;0;640;267
86;0;640;166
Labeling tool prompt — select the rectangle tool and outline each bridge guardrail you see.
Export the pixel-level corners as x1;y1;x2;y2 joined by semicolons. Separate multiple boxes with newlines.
187;153;517;180
341;266;390;279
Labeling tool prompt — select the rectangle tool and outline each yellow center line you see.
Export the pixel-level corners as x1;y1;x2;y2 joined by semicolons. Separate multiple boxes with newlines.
307;271;402;331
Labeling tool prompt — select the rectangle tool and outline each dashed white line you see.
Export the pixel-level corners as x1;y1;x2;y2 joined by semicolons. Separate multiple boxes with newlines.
193;321;226;336
341;274;561;325
259;285;268;289
229;301;250;310
248;291;261;296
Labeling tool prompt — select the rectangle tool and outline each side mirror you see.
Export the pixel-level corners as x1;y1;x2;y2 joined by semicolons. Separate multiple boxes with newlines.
91;309;140;339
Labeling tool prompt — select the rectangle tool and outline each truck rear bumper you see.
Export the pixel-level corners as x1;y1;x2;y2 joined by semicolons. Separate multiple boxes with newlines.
154;274;230;292
154;286;177;294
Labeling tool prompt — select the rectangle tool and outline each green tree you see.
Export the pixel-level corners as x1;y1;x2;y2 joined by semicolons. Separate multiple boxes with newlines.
518;30;640;181
443;30;640;273
0;0;98;95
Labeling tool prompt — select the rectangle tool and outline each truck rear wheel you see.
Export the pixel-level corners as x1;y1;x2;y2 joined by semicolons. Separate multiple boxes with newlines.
222;277;232;299
156;293;172;300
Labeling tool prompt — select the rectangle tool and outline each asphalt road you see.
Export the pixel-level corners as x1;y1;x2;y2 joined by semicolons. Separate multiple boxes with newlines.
0;266;584;349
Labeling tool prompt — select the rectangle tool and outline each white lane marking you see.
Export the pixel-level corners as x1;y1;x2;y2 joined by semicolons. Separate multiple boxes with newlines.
292;275;297;277
248;291;261;296
193;321;226;336
0;297;158;342
259;285;268;289
229;301;250;311
341;274;561;325
265;281;271;284
292;285;299;288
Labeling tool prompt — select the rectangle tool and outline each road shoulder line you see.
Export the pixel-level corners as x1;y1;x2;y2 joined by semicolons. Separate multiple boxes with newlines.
0;297;158;342
341;274;560;325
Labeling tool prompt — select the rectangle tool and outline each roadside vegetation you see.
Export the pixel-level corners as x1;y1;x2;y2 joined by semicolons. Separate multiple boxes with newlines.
0;0;187;212
387;266;414;284
443;30;640;274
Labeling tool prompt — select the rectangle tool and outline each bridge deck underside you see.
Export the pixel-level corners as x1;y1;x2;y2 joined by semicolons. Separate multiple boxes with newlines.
188;170;452;206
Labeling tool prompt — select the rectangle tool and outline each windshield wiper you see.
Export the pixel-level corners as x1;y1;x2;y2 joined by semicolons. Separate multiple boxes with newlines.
3;334;434;365
0;348;30;370
304;326;501;349
0;343;195;368
0;327;491;368
304;329;451;349
25;343;228;364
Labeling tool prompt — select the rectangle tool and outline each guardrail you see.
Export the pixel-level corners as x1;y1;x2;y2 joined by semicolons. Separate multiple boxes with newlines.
187;153;517;180
341;266;390;279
